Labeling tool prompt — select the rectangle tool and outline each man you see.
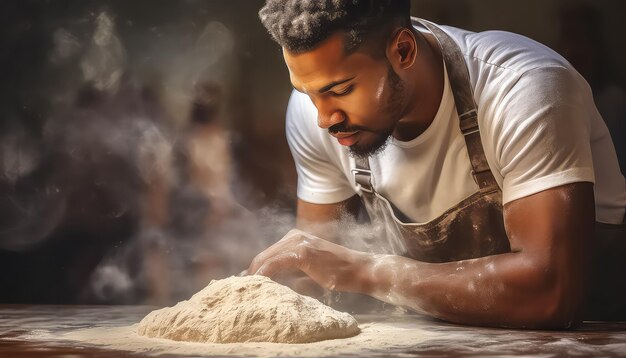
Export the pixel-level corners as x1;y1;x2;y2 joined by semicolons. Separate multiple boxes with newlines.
246;0;626;328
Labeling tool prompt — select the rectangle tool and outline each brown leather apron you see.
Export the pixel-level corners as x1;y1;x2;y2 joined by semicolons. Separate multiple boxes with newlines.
352;18;626;319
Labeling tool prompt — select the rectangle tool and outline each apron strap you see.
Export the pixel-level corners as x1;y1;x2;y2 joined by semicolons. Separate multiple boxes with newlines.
353;157;374;192
414;18;498;191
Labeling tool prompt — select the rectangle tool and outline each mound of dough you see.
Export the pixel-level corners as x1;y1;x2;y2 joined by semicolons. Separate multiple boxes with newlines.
137;275;360;344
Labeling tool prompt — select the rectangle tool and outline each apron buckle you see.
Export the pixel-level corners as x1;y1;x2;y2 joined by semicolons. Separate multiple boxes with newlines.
459;109;479;136
351;168;374;193
472;168;493;188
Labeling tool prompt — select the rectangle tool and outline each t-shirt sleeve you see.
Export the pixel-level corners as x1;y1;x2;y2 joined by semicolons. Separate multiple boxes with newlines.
285;90;356;204
492;66;596;204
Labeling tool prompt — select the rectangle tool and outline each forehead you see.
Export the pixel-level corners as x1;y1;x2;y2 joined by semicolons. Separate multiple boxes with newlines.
283;33;379;92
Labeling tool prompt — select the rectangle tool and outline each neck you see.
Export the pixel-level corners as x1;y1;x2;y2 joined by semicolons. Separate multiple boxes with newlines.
392;31;444;142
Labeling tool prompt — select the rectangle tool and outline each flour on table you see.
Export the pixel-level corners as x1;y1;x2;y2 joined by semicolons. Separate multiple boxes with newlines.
137;275;360;343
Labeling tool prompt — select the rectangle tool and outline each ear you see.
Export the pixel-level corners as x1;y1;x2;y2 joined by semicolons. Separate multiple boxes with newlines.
386;28;417;71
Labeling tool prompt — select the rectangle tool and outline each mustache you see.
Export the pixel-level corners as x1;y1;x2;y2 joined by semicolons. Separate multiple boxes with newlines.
328;122;363;134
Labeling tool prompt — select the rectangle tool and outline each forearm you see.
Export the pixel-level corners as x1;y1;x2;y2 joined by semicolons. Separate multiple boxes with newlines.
295;196;361;243
361;251;585;328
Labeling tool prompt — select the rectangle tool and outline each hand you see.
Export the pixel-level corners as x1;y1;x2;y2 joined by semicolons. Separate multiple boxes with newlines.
246;229;373;294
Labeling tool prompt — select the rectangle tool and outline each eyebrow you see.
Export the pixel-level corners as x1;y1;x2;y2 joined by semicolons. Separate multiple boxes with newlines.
317;76;356;94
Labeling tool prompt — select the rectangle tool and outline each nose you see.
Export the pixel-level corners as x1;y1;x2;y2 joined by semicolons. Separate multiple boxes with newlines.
317;109;345;129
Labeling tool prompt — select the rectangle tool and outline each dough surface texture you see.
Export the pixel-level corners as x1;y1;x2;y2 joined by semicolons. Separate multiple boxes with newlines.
137;275;360;343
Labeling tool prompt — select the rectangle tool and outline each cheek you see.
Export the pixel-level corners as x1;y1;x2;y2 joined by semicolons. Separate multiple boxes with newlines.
343;90;384;120
373;75;388;102
344;105;380;128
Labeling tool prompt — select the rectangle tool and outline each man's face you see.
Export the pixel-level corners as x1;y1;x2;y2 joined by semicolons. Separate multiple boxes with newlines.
284;33;407;158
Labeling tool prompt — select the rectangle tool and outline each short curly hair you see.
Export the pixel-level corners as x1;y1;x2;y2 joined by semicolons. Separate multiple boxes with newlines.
259;0;411;54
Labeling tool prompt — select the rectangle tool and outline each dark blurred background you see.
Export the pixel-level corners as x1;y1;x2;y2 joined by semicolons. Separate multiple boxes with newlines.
0;0;624;305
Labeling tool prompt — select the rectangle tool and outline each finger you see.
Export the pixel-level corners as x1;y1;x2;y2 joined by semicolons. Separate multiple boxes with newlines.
247;247;280;275
255;252;302;278
247;231;303;274
239;269;248;276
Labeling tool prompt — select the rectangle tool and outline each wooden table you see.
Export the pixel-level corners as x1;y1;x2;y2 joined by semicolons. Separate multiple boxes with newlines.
1;305;625;357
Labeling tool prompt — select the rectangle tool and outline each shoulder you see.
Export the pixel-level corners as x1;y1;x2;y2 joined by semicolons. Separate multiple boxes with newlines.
286;90;316;128
442;25;571;75
285;90;344;162
438;25;601;203
439;25;595;140
285;90;320;146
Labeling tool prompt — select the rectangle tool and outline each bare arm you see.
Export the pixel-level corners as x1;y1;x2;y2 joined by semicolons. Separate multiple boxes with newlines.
368;182;594;328
295;196;361;242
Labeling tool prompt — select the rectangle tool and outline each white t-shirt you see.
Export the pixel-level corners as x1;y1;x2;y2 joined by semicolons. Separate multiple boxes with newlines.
286;23;626;225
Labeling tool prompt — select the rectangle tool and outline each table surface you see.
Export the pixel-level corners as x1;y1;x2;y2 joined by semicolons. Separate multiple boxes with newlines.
1;304;625;357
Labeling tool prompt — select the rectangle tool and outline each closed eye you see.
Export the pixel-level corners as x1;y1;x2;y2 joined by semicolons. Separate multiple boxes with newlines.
331;85;354;97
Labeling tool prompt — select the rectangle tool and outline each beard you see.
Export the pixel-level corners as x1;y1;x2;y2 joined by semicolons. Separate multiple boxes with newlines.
347;65;405;159
347;130;392;159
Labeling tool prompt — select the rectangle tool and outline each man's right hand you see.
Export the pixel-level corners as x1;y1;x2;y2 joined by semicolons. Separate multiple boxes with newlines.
245;228;376;294
242;196;363;297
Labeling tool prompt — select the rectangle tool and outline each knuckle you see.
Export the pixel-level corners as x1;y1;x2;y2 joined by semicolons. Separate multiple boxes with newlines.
288;228;303;235
250;254;264;271
287;229;304;239
294;241;310;257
